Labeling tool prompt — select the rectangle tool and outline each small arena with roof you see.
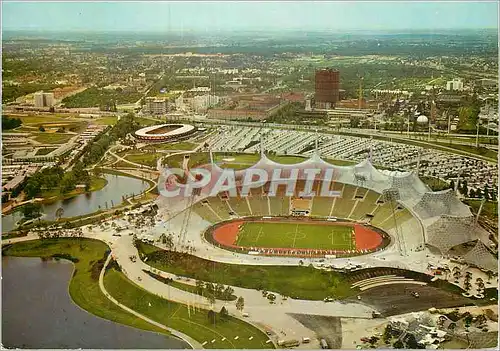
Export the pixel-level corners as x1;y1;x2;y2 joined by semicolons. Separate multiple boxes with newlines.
134;124;196;142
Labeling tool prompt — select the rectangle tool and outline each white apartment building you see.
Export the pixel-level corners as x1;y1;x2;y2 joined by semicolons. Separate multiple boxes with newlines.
145;97;167;115
192;94;220;112
34;91;55;107
446;79;464;91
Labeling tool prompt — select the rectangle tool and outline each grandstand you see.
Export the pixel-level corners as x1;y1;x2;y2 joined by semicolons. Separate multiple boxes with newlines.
159;149;497;273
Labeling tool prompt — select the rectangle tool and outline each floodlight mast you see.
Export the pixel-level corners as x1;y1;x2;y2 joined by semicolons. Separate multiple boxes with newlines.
383;189;407;256
315;129;319;154
474;197;486;227
260;133;265;156
416;149;422;175
209;149;214;165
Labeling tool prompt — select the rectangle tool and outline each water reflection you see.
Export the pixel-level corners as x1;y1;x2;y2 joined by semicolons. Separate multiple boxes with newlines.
2;256;189;349
2;174;150;233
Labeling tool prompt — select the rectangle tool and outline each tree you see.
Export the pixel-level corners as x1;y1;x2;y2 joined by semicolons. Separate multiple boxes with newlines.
222;286;234;300
55;207;64;221
476;188;482;199
267;293;276;303
393;340;404;349
350;116;360;128
383;325;393;343
460;180;468;196
206;293;216;306
220;306;229;320
215;283;225;296
39;126;45;132
483;185;490;201
60;173;76;193
160;234;167;245
236;296;245;312
207;309;217;324
21;202;42;219
469;189;476;198
165;234;174;250
195;280;205;295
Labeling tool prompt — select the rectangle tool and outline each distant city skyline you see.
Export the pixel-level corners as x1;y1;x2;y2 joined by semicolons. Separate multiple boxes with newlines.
2;1;498;32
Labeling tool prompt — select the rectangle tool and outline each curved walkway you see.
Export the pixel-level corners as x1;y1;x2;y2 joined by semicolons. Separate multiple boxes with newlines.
98;253;203;349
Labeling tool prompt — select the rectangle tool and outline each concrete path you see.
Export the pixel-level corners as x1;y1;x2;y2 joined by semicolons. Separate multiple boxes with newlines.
98;253;203;349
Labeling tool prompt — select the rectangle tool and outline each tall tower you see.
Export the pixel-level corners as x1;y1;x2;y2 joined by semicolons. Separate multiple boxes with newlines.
315;68;340;109
358;77;364;109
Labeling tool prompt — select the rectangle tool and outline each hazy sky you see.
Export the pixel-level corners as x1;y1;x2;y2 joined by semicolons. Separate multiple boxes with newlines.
2;1;498;32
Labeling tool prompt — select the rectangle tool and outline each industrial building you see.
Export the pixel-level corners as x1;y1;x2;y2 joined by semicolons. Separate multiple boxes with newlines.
33;91;55;108
315;68;340;109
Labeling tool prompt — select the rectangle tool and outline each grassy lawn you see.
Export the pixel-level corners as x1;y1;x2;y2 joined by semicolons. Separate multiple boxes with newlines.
144;270;238;301
16;115;70;124
105;267;271;349
41;176;108;201
124;152;161;167
2;238;169;336
134;117;160;126
35;147;57;156
236;222;355;250
164;152;355;170
144;142;197;152
463;199;498;221
420;176;450;191
33;132;74;144
137;242;354;300
431;141;498;160
95;168;156;188
94;116;118;126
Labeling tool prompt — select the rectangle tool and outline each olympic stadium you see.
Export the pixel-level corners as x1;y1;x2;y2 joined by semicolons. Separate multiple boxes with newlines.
154;150;497;274
134;123;196;142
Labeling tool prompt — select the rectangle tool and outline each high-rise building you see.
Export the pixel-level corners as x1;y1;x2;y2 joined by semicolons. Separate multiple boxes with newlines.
446;79;464;91
145;97;168;115
34;91;55;108
315;68;340;109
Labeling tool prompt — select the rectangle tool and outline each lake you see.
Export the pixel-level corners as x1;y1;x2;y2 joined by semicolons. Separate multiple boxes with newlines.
2;173;150;233
2;256;189;349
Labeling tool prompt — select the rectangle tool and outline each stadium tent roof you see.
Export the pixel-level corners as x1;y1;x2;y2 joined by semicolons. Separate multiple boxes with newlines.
462;240;498;273
412;189;473;220
157;153;489;260
389;172;431;204
426;215;477;253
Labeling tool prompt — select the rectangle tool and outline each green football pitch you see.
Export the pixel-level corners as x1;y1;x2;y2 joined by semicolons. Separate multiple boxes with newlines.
235;221;355;250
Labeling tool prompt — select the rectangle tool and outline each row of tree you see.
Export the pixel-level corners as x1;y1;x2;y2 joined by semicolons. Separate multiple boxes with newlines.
451;180;498;201
206;297;245;325
82;113;140;166
61;87;142;108
23;161;91;199
195;280;235;303
2;116;22;130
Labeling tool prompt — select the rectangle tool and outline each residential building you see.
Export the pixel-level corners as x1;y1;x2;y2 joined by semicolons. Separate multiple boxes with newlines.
145;97;168;115
446;79;464;91
34;91;55;108
192;94;220;112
